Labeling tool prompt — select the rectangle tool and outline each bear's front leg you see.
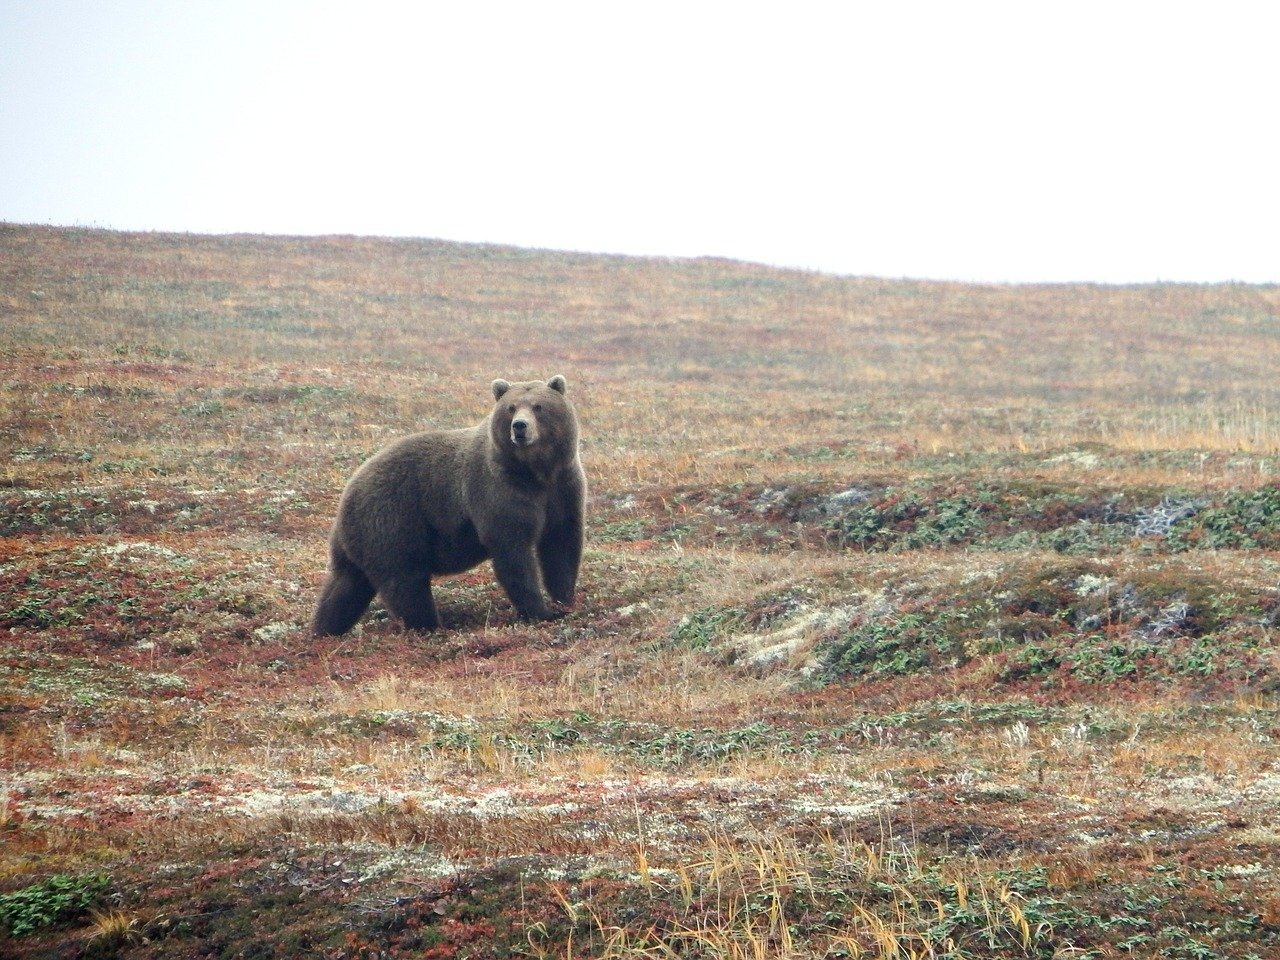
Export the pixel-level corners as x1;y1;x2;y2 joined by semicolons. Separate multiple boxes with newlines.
538;515;582;607
489;540;558;621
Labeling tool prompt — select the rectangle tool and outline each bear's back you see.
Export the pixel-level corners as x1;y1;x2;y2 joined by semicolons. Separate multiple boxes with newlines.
335;425;484;562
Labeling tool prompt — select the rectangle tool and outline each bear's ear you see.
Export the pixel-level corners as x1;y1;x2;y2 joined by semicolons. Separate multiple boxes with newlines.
547;375;567;395
492;379;511;401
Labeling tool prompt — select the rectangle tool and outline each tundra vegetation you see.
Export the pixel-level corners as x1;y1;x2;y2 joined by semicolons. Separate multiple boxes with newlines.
1;223;1279;958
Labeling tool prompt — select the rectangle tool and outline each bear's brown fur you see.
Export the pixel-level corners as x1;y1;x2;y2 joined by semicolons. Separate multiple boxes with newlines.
312;375;585;636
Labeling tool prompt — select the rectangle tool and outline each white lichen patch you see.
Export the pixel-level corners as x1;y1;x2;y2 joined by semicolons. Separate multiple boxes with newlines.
96;541;181;560
356;849;464;883
785;775;899;822
253;621;296;643
1073;573;1112;596
1043;451;1102;469
725;605;858;671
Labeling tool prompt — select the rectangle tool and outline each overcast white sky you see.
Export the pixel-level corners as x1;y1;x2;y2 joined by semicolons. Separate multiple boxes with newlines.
2;1;1277;283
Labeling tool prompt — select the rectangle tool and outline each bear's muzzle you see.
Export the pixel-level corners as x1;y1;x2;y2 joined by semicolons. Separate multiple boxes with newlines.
511;417;537;446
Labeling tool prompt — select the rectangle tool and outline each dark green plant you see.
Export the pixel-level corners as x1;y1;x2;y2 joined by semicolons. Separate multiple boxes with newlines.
670;606;747;649
904;492;988;548
0;873;111;936
822;502;886;549
1168;485;1280;549
819;612;964;679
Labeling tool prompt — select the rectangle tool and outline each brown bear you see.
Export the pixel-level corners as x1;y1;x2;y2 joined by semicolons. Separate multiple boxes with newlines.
311;375;585;636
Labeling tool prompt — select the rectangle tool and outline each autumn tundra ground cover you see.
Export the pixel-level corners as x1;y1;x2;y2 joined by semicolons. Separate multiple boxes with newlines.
1;222;1279;958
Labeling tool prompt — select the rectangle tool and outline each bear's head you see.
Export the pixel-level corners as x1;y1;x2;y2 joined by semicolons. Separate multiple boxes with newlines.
489;375;579;475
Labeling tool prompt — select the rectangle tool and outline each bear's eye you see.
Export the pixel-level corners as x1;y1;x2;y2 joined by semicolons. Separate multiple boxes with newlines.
533;403;543;412
508;405;516;413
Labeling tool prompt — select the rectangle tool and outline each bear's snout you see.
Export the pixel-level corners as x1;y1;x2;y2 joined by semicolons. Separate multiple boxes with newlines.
511;416;537;445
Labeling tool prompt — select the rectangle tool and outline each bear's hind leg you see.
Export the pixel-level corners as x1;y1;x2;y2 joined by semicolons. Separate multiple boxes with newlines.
313;555;376;637
379;572;442;631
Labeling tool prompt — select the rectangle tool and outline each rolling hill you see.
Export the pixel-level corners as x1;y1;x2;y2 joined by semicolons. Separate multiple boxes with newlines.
2;222;1279;958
